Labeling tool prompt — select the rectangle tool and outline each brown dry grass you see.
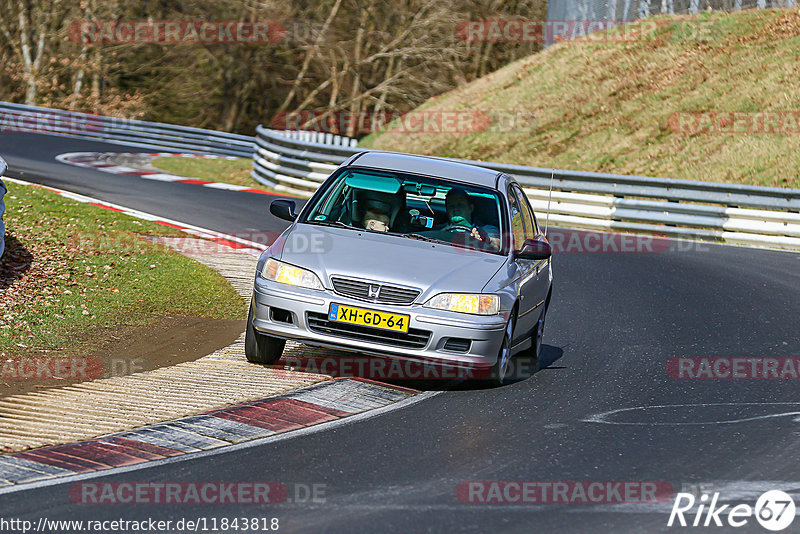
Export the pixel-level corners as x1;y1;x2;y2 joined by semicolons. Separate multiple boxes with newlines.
362;9;800;189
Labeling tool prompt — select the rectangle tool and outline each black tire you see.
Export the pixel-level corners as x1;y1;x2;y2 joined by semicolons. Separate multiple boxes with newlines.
519;291;550;373
245;299;286;364
485;314;515;387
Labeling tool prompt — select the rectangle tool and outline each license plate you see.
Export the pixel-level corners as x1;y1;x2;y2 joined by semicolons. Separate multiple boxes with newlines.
328;303;409;333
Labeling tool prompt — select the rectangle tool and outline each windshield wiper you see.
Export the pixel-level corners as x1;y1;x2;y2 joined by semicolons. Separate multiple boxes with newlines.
399;232;495;253
398;233;452;246
305;220;359;230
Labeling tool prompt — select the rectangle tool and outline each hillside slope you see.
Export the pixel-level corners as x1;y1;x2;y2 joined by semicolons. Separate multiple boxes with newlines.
361;9;800;188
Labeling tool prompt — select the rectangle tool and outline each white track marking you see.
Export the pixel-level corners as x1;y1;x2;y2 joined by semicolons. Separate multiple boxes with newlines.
584;402;800;425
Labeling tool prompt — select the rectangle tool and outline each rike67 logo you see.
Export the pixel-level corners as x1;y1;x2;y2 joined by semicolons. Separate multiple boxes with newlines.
668;490;795;531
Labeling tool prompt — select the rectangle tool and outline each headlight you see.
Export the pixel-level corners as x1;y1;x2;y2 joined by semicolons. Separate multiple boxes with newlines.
424;293;500;315
261;258;324;290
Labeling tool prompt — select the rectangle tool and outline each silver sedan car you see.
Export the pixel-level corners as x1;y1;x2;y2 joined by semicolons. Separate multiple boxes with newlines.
246;152;553;386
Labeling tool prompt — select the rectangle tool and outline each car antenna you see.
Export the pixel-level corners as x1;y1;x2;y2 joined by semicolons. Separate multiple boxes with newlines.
544;169;554;236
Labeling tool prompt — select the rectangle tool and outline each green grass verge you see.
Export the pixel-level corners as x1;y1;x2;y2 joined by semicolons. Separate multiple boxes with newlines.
361;9;800;189
0;182;246;358
151;157;270;189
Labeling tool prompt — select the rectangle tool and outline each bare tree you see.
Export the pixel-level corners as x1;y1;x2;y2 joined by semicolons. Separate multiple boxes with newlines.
0;0;74;105
0;0;546;133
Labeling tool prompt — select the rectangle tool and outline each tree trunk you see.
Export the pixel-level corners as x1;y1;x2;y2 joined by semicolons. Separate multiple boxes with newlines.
18;8;37;105
345;10;368;138
275;0;343;117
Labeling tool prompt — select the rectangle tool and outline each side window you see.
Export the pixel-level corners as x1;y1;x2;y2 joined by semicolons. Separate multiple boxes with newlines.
512;185;539;239
507;186;526;251
525;195;541;236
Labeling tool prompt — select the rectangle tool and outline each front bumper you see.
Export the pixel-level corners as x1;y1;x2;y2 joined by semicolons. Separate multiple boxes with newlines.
251;277;507;368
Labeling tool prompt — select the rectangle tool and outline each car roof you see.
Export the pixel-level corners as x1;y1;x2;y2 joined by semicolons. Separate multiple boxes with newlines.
348;151;501;189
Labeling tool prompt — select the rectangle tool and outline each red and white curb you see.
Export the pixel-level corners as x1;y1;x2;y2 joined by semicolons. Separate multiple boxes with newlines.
3;176;267;256
1;175;434;492
0;379;418;488
56;151;291;196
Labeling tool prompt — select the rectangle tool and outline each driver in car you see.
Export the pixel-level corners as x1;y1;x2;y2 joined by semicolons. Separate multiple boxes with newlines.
362;198;393;232
443;187;501;250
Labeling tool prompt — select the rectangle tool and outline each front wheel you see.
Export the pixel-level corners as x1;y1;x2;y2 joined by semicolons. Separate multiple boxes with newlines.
485;315;515;387
245;299;286;364
520;296;549;373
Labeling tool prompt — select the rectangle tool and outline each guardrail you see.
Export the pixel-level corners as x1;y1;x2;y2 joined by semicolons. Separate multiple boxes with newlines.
252;126;800;251
0;156;7;259
0;101;255;157
0;102;359;160
275;130;358;147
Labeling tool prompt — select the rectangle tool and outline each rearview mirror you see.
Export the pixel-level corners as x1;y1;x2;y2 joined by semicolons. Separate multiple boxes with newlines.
270;199;297;222
515;238;552;261
403;183;437;196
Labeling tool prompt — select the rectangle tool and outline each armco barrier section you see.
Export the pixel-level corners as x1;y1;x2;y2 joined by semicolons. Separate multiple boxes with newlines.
0;156;6;258
276;130;358;147
0;101;254;157
252;126;800;251
0;101;357;160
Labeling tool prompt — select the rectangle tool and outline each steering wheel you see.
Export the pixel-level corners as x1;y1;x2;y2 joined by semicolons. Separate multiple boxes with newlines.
446;224;473;234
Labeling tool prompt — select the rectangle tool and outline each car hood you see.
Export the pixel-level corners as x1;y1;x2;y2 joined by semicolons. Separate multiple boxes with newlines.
277;224;507;297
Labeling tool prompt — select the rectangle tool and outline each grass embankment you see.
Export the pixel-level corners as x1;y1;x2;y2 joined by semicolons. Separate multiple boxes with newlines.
0;181;245;359
151;157;263;188
362;9;800;189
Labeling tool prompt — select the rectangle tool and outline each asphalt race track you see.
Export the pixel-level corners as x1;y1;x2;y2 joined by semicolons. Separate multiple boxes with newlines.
2;132;800;533
0;133;289;238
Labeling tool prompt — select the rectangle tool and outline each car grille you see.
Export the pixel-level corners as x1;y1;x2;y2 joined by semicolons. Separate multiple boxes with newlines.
306;312;431;349
330;276;421;305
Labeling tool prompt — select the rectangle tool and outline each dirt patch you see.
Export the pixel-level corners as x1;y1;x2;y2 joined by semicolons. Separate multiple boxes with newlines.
0;315;245;398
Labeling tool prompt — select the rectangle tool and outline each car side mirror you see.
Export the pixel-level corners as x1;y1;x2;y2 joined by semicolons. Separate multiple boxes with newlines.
270;199;296;222
515;238;552;261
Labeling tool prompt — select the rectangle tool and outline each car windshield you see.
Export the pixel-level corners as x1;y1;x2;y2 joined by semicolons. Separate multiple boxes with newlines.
301;168;506;254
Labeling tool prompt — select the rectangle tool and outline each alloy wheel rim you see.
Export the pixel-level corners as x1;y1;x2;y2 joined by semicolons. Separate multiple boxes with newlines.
498;319;514;382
